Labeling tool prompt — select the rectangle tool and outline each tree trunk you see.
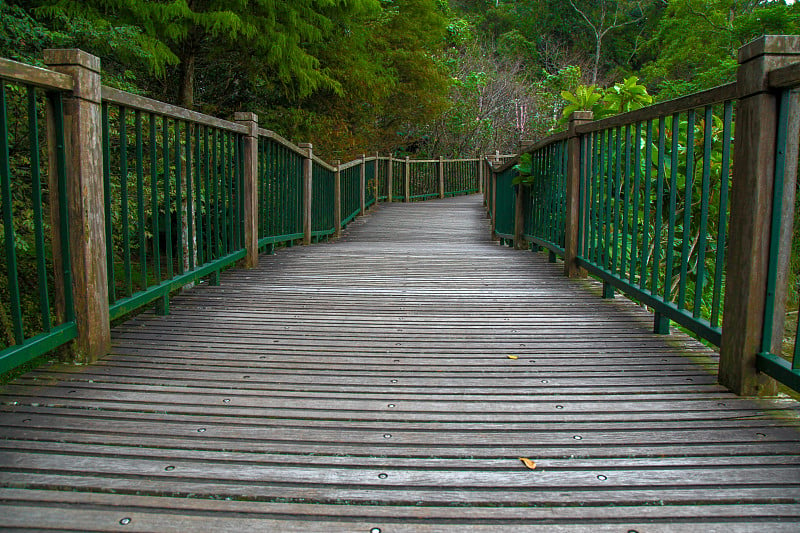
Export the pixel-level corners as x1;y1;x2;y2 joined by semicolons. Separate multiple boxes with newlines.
178;54;195;108
592;34;601;84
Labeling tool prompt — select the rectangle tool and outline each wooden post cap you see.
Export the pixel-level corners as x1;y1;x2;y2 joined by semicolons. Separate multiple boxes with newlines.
42;49;101;72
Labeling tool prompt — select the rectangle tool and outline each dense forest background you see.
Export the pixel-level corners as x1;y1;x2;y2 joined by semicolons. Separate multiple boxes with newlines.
3;0;800;161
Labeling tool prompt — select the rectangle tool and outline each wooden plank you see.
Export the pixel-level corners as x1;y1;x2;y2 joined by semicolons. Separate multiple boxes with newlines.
0;196;799;530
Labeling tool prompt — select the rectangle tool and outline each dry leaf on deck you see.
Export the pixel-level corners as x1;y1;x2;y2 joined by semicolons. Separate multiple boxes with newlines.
519;457;537;470
507;355;519;360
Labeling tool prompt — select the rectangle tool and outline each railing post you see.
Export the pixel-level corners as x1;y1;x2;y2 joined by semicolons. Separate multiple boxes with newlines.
43;49;110;363
374;152;380;203
564;111;593;278
387;154;394;202
234;112;259;268
404;156;410;202
333;159;342;238
438;155;445;198
300;142;313;245
359;153;366;215
720;35;800;396
513;183;526;249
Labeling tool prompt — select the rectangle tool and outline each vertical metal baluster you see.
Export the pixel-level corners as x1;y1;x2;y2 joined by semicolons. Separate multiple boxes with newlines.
221;131;228;254
630;122;642;285
163;116;173;279
174;120;183;274
693;106;714;318
1;83;24;343
580;134;588;257
604;129;613;271
641;120;653;289
135;110;146;292
711;102;732;328
120;107;132;297
101;102;115;303
211;128;219;258
194;124;203;267
150;114;160;285
612;126;622;275
652;117;666;295
27;87;51;332
664;113;680;303
620;124;631;278
679;109;695;309
186;122;194;271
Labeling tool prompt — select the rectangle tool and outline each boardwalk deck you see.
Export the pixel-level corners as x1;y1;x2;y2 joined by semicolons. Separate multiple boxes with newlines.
1;195;799;531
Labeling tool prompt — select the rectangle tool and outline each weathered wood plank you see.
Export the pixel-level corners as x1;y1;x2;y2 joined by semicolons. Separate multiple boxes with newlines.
0;196;798;529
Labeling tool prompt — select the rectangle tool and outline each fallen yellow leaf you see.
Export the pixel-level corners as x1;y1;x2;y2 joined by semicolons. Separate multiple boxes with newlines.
507;355;519;360
519;457;537;470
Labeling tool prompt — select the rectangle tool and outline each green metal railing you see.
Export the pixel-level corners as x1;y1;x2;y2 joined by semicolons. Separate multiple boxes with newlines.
311;160;335;239
258;135;304;249
494;166;516;243
365;157;376;208
377;157;390;201
0;77;76;373
391;159;405;200
756;87;800;392
578;98;735;345
101;91;247;320
409;160;438;200
340;163;361;226
523;140;568;255
443;159;480;197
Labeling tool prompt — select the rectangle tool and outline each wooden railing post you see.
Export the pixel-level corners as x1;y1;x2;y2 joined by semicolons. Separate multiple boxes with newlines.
43;49;110;363
234;112;259;268
438;155;445;198
359;153;366;215
387;153;394;202
564;110;593;278
404;156;410;202
300;142;313;245
374;152;380;203
333;159;342;238
720;35;800;396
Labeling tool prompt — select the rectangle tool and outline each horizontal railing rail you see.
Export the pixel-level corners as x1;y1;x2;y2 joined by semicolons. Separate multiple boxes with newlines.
486;35;800;396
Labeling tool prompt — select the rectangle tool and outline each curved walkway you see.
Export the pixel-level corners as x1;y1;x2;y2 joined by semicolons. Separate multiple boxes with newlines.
1;195;799;531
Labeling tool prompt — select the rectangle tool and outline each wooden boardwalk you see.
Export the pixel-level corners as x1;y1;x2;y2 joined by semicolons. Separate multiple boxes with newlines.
1;195;799;531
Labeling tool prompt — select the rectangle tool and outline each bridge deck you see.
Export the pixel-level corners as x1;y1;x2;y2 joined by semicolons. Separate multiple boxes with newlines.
1;196;799;531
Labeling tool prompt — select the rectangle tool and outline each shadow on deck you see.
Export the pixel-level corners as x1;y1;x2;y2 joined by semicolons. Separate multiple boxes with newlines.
1;195;799;531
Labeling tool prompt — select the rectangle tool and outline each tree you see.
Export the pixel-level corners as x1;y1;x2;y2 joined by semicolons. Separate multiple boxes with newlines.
36;0;378;107
642;0;800;98
567;0;647;83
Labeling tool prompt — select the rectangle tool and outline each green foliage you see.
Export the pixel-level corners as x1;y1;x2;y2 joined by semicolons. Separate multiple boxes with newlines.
511;152;534;185
560;84;606;119
559;75;652;123
604;75;653;113
642;0;800;98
